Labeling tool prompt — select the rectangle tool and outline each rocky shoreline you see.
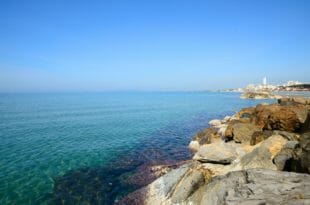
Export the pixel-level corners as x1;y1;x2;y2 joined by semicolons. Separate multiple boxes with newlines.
118;97;310;204
241;91;282;99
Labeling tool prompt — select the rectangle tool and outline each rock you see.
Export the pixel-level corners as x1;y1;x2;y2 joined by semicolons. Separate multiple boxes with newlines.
284;140;300;149
188;140;200;151
194;127;219;144
117;162;208;205
224;120;244;141
231;122;262;144
241;91;282;99
235;107;255;119
224;122;235;140
201;163;227;176
273;132;310;174
217;124;227;138
221;116;231;123
121;163;182;189
119;97;310;205
278;97;310;106
250;130;273;145
236;135;287;170
273;142;301;172
208;119;222;127
188;169;310;205
170;168;205;203
301;112;310;132
300;132;310;173
193;141;244;165
117;163;192;205
273;130;300;141
254;104;308;132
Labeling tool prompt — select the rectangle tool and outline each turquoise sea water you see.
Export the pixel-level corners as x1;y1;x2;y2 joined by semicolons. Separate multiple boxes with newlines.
0;92;273;204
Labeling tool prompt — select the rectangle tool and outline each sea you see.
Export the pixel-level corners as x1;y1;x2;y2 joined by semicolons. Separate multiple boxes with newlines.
0;92;275;204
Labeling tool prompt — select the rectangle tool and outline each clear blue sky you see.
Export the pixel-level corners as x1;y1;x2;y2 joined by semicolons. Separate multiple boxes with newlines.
0;0;309;92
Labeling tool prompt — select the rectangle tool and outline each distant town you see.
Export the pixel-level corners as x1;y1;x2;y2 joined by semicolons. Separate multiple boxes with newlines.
223;78;310;93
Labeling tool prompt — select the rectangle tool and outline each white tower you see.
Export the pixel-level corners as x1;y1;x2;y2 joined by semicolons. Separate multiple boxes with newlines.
263;77;267;86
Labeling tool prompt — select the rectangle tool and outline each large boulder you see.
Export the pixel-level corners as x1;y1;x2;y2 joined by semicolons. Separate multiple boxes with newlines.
231;122;262;144
189;128;220;151
254;104;308;132
250;130;273;145
188;169;310;205
169;168;205;203
192;127;219;145
224;120;254;141
273;141;302;172
275;132;310;174
193;141;244;164
235;134;287;170
235;107;255;119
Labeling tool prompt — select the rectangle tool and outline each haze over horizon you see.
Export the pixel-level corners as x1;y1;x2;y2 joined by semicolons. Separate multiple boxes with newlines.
0;0;309;92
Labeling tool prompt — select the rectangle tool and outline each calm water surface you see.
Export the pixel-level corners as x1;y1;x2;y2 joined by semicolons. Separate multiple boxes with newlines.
0;92;273;204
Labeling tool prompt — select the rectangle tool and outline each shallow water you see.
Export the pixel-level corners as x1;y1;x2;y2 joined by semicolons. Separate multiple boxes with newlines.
0;92;274;204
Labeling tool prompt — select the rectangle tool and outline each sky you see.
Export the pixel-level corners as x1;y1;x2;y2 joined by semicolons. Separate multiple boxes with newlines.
0;0;309;92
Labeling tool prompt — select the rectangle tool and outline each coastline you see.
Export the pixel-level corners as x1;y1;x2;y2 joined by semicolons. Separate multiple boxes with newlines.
1;92;277;204
118;96;310;204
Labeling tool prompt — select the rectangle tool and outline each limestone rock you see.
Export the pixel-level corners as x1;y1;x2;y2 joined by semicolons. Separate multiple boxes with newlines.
221;116;231;123
272;132;310;174
254;104;308;132
235;107;255;119
188;169;310;205
188;140;200;151
273;141;301;171
170;168;205;203
278;97;310;106
193;141;245;164
300;132;310;173
193;127;219;145
250;130;273;145
236;135;287;170
208;119;222;127
232;122;261;144
217;124;227;138
273;130;300;141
